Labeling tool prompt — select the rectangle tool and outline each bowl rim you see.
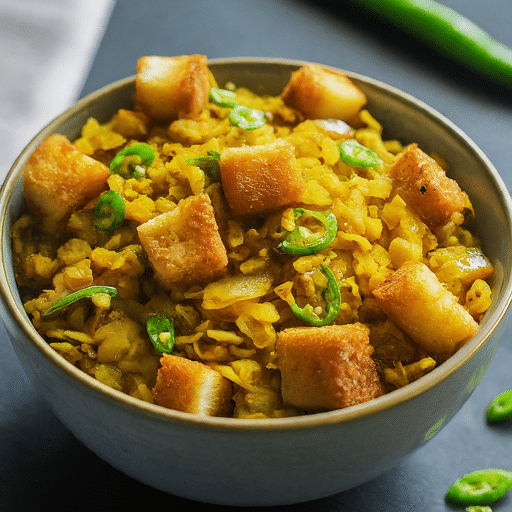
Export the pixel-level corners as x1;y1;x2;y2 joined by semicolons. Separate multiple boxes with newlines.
1;56;512;432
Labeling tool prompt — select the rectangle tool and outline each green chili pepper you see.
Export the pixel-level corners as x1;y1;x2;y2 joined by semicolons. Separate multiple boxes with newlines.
43;285;118;316
339;139;382;168
290;264;341;327
445;468;512;506
185;150;222;183
349;0;512;86
278;208;338;256
147;313;175;356
486;389;512;423
109;143;156;178
94;190;125;232
465;506;493;512
229;104;266;130
209;87;239;108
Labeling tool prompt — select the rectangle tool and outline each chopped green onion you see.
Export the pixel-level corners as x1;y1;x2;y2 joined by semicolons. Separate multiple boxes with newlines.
94;190;125;232
147;313;175;356
290;264;341;326
185;150;221;182
278;208;338;256
209;87;239;108
109;143;156;178
229;105;266;130
339;139;382;168
43;285;118;316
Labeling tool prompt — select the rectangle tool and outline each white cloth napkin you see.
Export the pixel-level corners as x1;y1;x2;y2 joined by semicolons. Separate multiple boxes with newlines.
0;0;115;181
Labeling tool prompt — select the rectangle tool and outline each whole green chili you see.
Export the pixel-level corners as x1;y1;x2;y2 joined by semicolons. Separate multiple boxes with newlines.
339;139;382;168
229;104;266;130
209;87;239;108
349;0;512;86
278;208;338;256
486;389;512;423
445;468;512;506
109;143;156;178
147;313;175;356
185;150;222;183
43;285;118;316
94;190;125;232
290;263;341;326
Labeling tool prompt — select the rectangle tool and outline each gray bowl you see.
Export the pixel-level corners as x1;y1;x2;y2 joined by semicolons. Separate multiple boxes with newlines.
1;58;511;506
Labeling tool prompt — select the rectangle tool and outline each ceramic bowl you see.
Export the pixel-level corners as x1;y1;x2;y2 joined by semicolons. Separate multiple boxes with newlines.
1;58;511;506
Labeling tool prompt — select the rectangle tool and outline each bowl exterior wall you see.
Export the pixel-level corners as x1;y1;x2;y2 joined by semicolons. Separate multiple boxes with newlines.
1;60;511;506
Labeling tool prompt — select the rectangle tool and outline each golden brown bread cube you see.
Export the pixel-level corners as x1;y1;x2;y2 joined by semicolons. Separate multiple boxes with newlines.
220;140;305;216
152;354;232;416
372;260;479;356
281;64;367;123
276;324;384;411
137;193;228;290
135;54;210;122
23;134;110;232
389;145;465;230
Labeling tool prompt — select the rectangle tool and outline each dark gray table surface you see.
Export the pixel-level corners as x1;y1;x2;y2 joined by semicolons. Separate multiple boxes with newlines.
3;0;512;510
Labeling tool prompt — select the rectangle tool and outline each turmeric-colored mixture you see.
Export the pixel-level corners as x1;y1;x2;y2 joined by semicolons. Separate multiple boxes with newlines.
12;55;493;418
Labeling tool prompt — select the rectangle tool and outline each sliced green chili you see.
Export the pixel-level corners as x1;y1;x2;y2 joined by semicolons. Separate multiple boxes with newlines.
209;87;239;108
229;104;266;130
465;506;493;512
348;0;512;87
445;468;512;506
43;285;118;316
94;190;125;232
339;139;382;168
486;389;512;423
109;143;156;178
278;208;338;256
290;264;341;326
147;313;175;356
185;150;221;182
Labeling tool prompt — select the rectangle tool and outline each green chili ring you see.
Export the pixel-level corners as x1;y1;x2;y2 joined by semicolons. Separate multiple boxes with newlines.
278;208;338;256
290;263;341;327
209;87;239;108
109;143;156;177
339;139;382;168
147;313;175;356
94;190;125;232
229;104;266;130
43;285;118;316
486;389;512;423
185;150;222;183
445;468;512;506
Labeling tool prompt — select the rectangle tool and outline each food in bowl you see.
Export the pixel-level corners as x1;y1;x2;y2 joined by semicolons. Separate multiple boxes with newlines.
12;54;494;419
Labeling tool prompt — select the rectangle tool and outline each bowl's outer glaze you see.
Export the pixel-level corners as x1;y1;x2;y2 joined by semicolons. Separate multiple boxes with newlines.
1;59;511;506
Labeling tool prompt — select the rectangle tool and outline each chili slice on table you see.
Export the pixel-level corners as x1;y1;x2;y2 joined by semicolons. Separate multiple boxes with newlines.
445;468;512;506
43;285;118;316
486;389;512;423
94;190;125;232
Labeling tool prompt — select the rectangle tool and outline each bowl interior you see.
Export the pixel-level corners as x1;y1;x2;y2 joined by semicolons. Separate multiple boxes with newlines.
1;58;512;429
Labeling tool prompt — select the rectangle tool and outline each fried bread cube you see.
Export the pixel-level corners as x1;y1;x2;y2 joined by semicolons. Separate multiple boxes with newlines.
276;324;384;411
135;54;210;122
372;260;479;356
220;139;305;216
152;354;232;416
137;193;228;290
281;64;367;123
389;145;465;230
23;134;110;232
